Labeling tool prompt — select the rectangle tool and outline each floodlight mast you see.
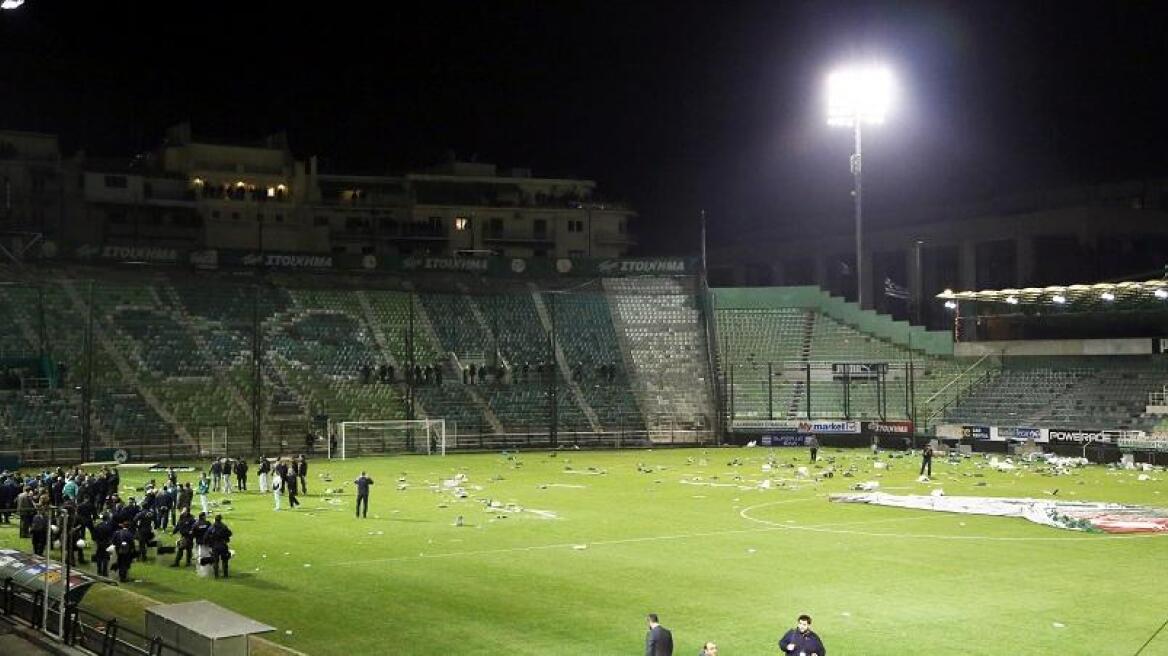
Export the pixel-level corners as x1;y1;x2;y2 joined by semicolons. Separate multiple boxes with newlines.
827;65;893;309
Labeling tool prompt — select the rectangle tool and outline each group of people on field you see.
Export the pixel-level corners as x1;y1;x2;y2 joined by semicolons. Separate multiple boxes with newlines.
646;612;826;655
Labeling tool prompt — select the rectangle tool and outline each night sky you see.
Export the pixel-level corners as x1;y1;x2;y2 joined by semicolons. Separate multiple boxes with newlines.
1;1;1166;255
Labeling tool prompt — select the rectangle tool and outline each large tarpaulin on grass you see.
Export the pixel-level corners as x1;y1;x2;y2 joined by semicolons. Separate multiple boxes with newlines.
830;493;1168;534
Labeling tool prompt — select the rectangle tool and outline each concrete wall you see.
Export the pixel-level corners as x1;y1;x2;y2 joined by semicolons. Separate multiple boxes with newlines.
954;338;1155;357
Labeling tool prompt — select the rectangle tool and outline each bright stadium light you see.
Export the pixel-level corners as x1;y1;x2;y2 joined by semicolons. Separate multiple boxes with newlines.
1;0;25;9
827;64;895;310
1156;289;1168;300
1006;296;1019;305
1101;291;1116;302
1052;294;1067;304
943;300;958;310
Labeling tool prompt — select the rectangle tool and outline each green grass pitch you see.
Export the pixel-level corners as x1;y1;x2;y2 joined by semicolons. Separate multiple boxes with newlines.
4;447;1168;655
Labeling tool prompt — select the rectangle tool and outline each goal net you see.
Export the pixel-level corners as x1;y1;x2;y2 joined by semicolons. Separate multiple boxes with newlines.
333;419;447;459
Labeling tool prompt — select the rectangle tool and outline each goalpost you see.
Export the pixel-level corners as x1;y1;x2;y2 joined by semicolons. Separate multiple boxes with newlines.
332;419;447;459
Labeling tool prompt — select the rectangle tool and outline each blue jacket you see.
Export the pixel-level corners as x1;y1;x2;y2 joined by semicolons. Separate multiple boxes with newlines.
779;628;826;656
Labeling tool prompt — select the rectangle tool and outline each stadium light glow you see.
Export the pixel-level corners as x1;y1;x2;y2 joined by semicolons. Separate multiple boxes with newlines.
1;0;25;9
1006;296;1019;305
1052;294;1067;304
1156;289;1168;300
943;300;958;310
826;66;895;126
1101;291;1116;302
826;63;895;311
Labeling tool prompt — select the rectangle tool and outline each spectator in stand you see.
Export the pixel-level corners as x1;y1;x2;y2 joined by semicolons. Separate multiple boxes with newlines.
468;364;477;385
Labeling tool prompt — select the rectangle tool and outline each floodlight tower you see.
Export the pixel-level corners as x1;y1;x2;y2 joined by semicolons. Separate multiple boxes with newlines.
827;65;894;309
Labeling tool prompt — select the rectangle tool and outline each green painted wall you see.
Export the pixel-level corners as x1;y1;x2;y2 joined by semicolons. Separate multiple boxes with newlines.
711;286;954;356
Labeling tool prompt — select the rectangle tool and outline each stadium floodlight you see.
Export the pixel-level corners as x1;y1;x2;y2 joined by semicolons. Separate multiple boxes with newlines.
1006;296;1019;305
1052;294;1067;304
827;64;895;310
0;0;24;9
943;300;958;310
1156;289;1168;300
1101;291;1116;302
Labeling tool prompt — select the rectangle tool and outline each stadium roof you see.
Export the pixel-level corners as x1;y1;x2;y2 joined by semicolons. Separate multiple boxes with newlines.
936;279;1168;310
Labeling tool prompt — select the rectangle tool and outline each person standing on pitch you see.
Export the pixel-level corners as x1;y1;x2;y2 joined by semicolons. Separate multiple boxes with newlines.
920;442;934;478
234;458;248;491
644;613;674;656
196;473;210;514
297;454;308;494
285;463;300;509
204;514;233;578
172;509;195;567
271;468;283;511
354;471;373;518
257;456;270;493
779;614;826;656
807;435;819;462
112;521;136;583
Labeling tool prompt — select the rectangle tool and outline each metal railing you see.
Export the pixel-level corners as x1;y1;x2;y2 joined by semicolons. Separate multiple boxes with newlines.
0;577;198;656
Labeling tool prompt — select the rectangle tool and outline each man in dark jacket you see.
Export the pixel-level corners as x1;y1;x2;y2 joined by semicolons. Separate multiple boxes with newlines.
0;474;17;524
296;455;308;493
171;509;196;567
29;510;48;556
234;458;248;491
91;513;114;577
112;521;136;582
920;443;934;477
779;614;826;656
354;471;373;518
645;613;674;656
204;514;233;578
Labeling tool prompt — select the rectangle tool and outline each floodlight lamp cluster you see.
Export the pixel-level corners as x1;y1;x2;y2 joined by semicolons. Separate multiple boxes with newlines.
826;65;894;126
936;279;1168;306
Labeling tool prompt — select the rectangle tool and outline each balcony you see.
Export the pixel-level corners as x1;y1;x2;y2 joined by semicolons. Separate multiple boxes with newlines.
482;229;556;243
594;230;636;245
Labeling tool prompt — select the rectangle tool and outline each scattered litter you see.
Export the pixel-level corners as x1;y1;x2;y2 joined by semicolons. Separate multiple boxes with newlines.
746;548;756;554
1138;474;1151;481
303;563;311;568
286;630;294;635
1052;622;1065;629
873;461;888;470
572;544;588;550
930;489;944;497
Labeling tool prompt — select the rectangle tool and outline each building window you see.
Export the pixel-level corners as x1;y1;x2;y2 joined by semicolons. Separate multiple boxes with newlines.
361;245;375;255
454;217;470;231
567;219;584;233
533;219;547;239
104;175;128;189
211;210;221;220
314;216;329;227
569;249;584;257
274;214;284;223
231;212;240;221
257;212;264;221
618;219;627;234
